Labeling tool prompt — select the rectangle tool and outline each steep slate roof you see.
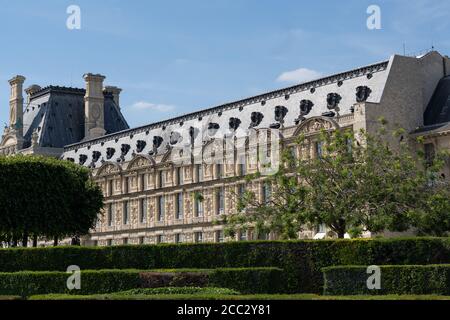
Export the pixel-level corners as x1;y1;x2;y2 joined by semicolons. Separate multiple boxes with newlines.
63;59;390;167
22;86;129;149
423;76;450;126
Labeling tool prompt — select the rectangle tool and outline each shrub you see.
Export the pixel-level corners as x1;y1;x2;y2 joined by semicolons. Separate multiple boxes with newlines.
0;268;280;296
1;238;450;293
323;264;450;295
115;287;240;295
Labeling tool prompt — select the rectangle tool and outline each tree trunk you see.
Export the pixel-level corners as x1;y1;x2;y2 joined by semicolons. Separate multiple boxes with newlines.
337;230;346;239
336;218;346;239
33;235;38;247
53;236;58;246
22;233;28;247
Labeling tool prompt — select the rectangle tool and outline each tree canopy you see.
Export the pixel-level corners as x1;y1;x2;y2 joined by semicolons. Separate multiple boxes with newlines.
221;121;450;239
0;155;103;246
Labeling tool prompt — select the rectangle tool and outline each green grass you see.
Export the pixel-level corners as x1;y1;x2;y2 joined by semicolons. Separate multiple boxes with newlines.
29;293;450;300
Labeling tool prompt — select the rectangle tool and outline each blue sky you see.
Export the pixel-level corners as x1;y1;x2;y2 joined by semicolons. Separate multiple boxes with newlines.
0;0;449;128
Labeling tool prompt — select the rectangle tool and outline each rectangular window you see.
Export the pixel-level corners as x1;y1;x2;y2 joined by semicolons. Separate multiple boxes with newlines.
238;184;245;197
123;201;129;225
124;177;129;194
315;141;323;159
176;193;183;220
108;180;114;196
239;231;247;241
239;154;246;176
316;223;326;234
158;171;165;188
217;187;224;215
215;230;224;243
195;197;203;217
140;174;146;191
194;232;203;243
139;236;145;245
158;196;165;221
107;239;112;246
93;240;98;247
123;238;128;245
175;233;185;244
107;203;114;226
177;167;183;185
196;164;203;182
290;146;297;159
262;183;272;205
217;164;223;179
156;235;165;244
140;198;147;223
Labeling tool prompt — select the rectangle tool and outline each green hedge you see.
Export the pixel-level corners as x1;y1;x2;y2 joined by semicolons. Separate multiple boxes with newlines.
116;287;240;295
0;270;141;297
0;268;280;297
323;265;450;295
1;238;450;293
209;267;283;294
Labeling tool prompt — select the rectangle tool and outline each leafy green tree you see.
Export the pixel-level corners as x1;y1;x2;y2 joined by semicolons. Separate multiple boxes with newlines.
221;121;450;239
0;155;103;246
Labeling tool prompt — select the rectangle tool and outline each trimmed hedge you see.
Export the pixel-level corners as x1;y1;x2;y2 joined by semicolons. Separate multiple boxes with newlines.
0;268;280;297
209;267;283;294
0;270;141;297
323;265;450;295
1;238;450;293
116;287;240;295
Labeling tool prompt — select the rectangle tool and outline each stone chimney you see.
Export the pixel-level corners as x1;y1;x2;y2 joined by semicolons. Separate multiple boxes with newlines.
25;84;41;104
83;73;106;140
104;86;122;108
8;75;26;136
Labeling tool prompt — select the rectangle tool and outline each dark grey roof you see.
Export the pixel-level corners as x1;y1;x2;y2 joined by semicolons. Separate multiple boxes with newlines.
411;122;450;135
22;86;128;149
424;76;450;126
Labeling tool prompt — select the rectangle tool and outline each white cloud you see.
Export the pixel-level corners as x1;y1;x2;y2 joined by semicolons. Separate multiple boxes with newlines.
129;101;175;112
276;68;322;84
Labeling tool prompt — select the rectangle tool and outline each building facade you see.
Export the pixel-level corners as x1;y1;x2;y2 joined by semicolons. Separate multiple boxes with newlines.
3;51;450;245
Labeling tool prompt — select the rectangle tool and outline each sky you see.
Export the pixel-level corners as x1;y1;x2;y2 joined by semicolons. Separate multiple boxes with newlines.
0;0;449;128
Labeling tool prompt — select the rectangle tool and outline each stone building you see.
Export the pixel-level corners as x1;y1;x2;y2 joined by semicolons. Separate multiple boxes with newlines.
3;51;450;245
0;74;128;157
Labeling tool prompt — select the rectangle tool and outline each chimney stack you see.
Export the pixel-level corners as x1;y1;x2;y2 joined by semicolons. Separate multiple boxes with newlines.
83;73;106;140
104;86;122;108
8;75;26;137
25;84;41;104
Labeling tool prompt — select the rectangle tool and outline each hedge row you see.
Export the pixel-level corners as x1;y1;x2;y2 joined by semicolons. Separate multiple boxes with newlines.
0;268;282;297
323;265;450;295
1;238;450;293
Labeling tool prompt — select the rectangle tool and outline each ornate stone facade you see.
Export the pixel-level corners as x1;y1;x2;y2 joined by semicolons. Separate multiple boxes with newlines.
3;51;450;246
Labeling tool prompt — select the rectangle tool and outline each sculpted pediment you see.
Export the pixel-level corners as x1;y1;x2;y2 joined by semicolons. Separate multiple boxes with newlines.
96;162;122;176
294;116;339;136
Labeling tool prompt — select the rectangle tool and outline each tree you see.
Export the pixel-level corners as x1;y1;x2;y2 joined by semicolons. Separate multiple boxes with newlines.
0;155;103;246
221;120;450;239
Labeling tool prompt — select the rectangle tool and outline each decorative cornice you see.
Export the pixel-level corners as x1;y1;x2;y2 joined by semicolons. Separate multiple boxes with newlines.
64;60;389;152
